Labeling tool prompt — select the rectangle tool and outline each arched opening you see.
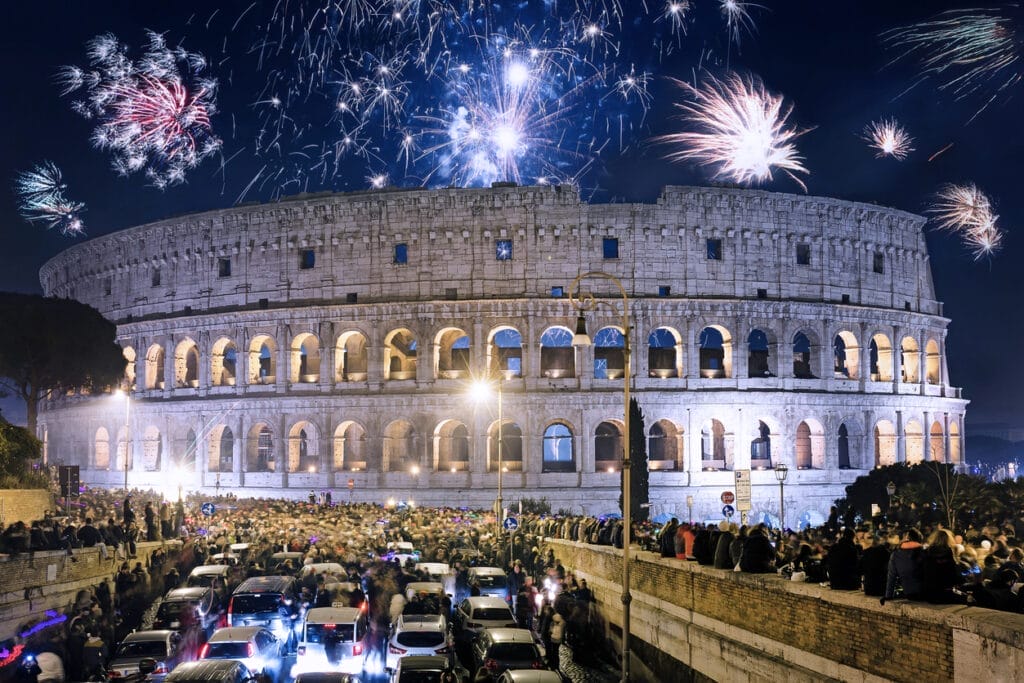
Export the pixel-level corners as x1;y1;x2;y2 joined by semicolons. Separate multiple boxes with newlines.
248;335;277;385
949;422;962;464
333;421;367;471
925;339;941;384
905;419;924;464
145;344;165;390
540;327;575;378
594;420;624;470
177;428;197;471
593;327;625;380
487;327;523;378
122;347;137;391
383;420;417;472
384;329;417;380
290;333;321;383
648;420;681;471
930;421;945;462
94;427;110;470
211;337;238;386
750;420;772;469
174;339;200;388
793;331;815;379
838;424;851;469
335;331;368;382
874;420;896;467
542;422;575;472
487;420;523;472
115;426;131;471
901;336;920;383
142;425;162;471
435;328;471;379
702;419;731;470
288;421;319;472
869;333;893;382
247;423;275;472
699;326;733;378
648;327;681;378
747;329;771;378
434;420;470;471
796;419;825;469
833;331;860;379
207;425;233;472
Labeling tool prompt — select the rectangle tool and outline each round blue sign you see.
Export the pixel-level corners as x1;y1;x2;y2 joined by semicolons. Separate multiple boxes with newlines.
201;502;216;517
722;504;735;518
503;516;519;531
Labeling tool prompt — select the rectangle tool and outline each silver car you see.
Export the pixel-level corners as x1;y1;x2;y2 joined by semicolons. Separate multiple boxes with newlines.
452;597;518;643
109;630;183;682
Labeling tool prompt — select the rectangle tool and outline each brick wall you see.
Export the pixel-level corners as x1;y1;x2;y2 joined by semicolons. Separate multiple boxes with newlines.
0;490;53;526
548;539;1024;683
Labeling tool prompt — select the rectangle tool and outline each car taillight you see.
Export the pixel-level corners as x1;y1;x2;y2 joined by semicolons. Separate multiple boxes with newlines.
247;643;255;658
532;659;544;669
484;658;498;671
296;646;306;656
388;645;406;655
151;663;168;674
109;671;122;679
436;646;450;655
226;599;234;625
352;644;362;656
199;643;210;659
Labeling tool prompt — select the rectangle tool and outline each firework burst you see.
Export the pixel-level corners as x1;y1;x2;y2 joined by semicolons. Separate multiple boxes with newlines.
928;183;1005;259
862;118;914;160
14;161;86;236
720;0;761;48
658;73;809;190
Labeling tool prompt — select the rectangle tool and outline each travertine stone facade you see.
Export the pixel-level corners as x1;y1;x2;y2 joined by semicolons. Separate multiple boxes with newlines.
38;185;966;521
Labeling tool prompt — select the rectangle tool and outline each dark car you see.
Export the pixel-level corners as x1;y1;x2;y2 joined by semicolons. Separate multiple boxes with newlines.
390;655;468;683
164;660;256;683
228;576;302;649
154;587;218;635
469;629;544;682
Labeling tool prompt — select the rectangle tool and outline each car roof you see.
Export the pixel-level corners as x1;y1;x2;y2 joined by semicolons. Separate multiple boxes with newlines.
501;671;564;683
483;628;536;643
305;607;361;623
396;614;445;630
164;587;209;601
209;627;268;642
469;567;504;575
405;582;444;592
397;655;452;671
122;630;177;642
235;575;293;592
293;673;357;683
465;596;511;608
270;551;303;558
166;660;249;682
190;565;230;575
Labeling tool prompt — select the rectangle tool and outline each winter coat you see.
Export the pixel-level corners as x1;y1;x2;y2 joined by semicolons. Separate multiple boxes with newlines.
713;531;735;570
884;541;925;599
921;546;963;603
693;529;716;565
739;533;775;573
826;538;861;590
859;544;891;597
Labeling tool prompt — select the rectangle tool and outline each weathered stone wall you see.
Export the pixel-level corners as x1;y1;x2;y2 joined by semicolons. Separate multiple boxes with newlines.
0;490;53;526
548;539;1024;683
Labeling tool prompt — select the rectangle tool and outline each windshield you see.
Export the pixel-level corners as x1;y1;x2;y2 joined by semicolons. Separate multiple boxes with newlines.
305;624;355;643
188;574;220;588
472;608;512;621
231;594;281;613
474;575;506;589
396;631;445;648
488;643;539;661
206;642;249;659
115;641;167;658
156;602;193;620
397;672;444;683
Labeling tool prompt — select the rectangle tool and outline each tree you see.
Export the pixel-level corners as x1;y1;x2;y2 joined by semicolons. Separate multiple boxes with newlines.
0;417;47;487
620;397;650;522
0;293;126;434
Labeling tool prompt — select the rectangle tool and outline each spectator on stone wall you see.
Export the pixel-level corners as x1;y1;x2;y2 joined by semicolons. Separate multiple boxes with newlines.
739;525;775;573
882;528;925;604
713;522;736;570
827;527;861;590
859;533;892;597
922;528;967;604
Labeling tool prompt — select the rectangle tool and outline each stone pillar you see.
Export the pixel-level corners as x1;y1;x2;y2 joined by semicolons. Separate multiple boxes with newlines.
769;340;783;378
686;323;700;380
922;411;932;462
319;321;334;392
862;409;874;469
277;323;291;392
632;316;648;382
162;338;174;398
896;411;905;464
473;320;486;376
892;327;903;386
279;412;289;487
944;413;952;465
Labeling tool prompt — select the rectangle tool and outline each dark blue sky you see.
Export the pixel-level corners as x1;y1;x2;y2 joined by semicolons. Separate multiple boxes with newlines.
0;1;1020;428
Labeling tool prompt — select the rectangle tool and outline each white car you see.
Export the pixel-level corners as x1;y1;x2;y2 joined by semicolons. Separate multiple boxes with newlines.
293;606;368;677
386;614;451;671
200;627;282;678
452;596;518;643
299;562;347;580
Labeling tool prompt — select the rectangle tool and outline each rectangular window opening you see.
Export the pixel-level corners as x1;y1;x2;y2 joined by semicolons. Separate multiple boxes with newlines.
757;288;768;299
706;238;722;260
602;237;619;260
446;287;458;300
873;252;884;274
394;243;408;264
300;249;315;270
151;269;161;287
841;294;851;304
104;278;112;296
905;301;912;311
550;286;564;298
658;285;671;297
346;292;358;304
796;243;811;266
495;239;513;261
218;258;231;278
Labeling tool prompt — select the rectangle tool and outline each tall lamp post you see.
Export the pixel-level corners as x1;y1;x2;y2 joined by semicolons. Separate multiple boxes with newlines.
471;372;508;551
886;481;897;521
115;389;132;492
775;463;789;531
568;271;632;683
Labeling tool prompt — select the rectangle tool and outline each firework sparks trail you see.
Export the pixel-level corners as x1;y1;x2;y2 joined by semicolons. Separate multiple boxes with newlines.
928;183;1005;259
862;118;914;160
883;6;1023;120
58;30;220;188
720;0;761;48
658;73;809;190
14;161;86;236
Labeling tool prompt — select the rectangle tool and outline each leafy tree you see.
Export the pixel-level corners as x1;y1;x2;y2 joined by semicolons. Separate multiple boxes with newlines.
619;397;650;522
0;418;48;487
0;293;126;434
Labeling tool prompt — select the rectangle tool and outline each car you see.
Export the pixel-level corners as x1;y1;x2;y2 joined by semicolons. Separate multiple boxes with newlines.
267;552;305;574
293;607;368;677
164;659;257;683
200;627;282;677
187;565;233;607
228;576;302;648
469;629;545;682
108;630;183;683
451;597;518;643
299;563;348;580
389;655;469;683
414;563;451;581
294;673;363;683
153;587;218;635
386;614;451;671
210;552;241;566
496;671;568;683
466;568;508;601
402;582;449;618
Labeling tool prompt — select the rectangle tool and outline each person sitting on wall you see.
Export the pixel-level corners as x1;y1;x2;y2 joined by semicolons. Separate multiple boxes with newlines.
739;525;775;574
827;527;862;590
882;528;925;605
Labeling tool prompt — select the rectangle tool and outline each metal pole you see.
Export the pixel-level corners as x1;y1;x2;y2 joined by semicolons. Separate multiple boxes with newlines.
124;393;131;492
497;374;503;551
779;480;784;531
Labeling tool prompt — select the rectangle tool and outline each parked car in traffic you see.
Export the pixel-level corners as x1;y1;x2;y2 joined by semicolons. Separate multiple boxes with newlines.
469;629;545;681
451;597;518;644
153;587;218;635
293;606;368;677
466;568;508;601
200;627;282;678
164;659;257;683
228;576;302;649
108;630;184;683
386;614;451;670
389;654;468;683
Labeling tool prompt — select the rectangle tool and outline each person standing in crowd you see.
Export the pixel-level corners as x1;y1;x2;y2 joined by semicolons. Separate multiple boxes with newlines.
547;613;565;671
122;496;135;528
144;502;157;542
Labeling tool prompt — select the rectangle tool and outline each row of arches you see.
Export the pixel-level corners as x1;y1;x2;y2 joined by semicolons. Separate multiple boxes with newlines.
90;415;961;475
122;325;944;390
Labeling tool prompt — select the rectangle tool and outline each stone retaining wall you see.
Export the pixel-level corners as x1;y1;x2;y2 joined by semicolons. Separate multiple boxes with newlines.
0;490;53;526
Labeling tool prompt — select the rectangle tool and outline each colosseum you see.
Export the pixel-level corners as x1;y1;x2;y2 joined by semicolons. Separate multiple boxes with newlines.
38;184;966;523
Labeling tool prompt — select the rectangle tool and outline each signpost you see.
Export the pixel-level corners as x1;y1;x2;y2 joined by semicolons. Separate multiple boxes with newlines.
720;491;735;505
348;478;354;502
734;469;752;524
722;504;735;519
200;502;216;517
503;516;519;532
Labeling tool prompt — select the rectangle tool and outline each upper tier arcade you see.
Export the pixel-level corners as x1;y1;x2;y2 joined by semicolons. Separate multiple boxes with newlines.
39;185;938;320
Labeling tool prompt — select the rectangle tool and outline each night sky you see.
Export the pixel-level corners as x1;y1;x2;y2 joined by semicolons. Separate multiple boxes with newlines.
0;1;1020;429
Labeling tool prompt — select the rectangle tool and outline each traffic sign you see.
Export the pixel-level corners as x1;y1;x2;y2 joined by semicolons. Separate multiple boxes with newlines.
503;516;519;531
722;504;735;518
720;491;735;505
200;502;216;517
734;470;752;512
347;478;355;490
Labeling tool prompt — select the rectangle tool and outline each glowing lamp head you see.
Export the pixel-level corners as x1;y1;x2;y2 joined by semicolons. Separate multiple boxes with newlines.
410;465;420;476
469;380;493;404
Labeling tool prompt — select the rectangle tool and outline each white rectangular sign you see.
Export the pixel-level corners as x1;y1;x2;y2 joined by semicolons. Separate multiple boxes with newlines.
734;469;752;511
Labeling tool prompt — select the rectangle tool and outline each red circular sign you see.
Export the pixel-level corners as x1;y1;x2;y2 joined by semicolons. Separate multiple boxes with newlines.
721;491;735;505
347;478;355;490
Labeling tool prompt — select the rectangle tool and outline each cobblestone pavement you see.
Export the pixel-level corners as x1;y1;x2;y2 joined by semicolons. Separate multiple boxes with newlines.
556;643;620;683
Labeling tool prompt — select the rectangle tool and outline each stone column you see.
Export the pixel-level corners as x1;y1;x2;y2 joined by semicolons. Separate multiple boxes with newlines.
892;327;904;386
276;323;290;393
319;321;334;392
922;411;932;462
473;320;486;376
279;412;289;487
163;337;174;398
686;323;700;380
896;411;905;464
944;413;952;465
198;330;211;394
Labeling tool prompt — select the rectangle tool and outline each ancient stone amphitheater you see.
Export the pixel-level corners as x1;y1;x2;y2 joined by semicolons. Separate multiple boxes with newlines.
38;184;965;522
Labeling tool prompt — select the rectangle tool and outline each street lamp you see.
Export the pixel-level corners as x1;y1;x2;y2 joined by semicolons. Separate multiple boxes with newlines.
886;481;897;519
568;271;632;683
115;389;131;492
775;463;789;531
470;373;508;545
